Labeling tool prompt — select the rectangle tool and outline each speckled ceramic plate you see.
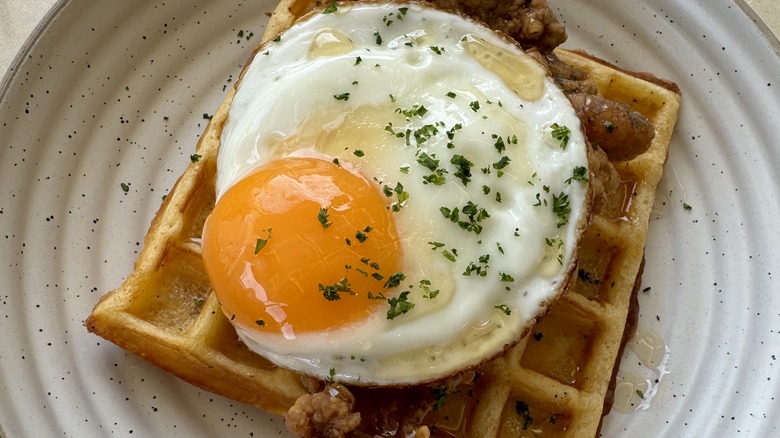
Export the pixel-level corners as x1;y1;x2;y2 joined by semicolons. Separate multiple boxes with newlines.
1;0;779;436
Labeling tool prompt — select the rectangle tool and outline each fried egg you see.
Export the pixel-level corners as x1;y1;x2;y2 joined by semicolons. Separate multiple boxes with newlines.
201;1;590;386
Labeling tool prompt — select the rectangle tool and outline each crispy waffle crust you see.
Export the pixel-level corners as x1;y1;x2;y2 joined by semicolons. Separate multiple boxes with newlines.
86;1;681;435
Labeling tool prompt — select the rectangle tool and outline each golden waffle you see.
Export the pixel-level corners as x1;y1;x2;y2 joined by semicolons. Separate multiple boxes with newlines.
85;2;681;436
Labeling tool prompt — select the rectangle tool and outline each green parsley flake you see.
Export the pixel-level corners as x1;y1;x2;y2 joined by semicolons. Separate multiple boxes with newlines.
120;182;130;192
190;153;202;163
317;207;332;229
319;277;352;301
493;135;506;153
683;202;692;210
432;386;451;410
550;123;571;149
322;2;337;13
254;230;271;254
566;166;588;184
353;149;365;157
604;120;615;133
386;291;414;319
450;154;473;186
396;104;428;119
416;152;439;171
636;389;645;399
374;31;383;45
446;91;457;98
333;93;350;101
383;272;406;289
469;100;481;112
552;192;571;228
255;319;266;326
495;304;511;315
440;201;490;235
355;56;362;65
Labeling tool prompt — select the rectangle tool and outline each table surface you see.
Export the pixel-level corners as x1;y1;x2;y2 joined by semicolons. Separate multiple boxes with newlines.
1;0;778;79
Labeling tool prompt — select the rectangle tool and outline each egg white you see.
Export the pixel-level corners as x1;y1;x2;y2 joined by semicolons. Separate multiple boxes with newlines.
215;1;589;385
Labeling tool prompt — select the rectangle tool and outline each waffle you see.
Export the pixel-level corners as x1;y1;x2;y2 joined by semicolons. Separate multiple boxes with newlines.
85;2;681;436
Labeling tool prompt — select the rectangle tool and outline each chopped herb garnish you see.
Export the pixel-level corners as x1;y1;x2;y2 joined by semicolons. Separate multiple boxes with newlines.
442;249;457;262
190;153;202;163
355;56;362;65
446;91;457;98
495;304;511;315
432;385;452;410
386;291;414;319
416;152;439;171
450;154;473;186
254;229;272;254
429;46;444;55
492;156;511;176
566;165;588;184
328;367;336;382
399;165;409;174
413;124;439;145
203;113;213;120
355;230;368;243
683;202;692;210
396;104;428;119
322;2;338;13
374;31;383;45
440;201;490;235
500;272;515;282
493;135;506;153
422;172;446;185
120;182;130;192
428;241;445;250
469;100;480;112
552;192;571;228
317;207;332;229
636;389;645;399
333;92;350;101
353;149;365;157
604;120;615;133
384;272;406;289
255;319;266;326
320;277;352;301
421;279;440;299
273;35;281;43
550;123;570;149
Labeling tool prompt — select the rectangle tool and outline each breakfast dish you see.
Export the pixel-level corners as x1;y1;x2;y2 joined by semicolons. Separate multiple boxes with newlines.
5;0;780;437
85;1;680;436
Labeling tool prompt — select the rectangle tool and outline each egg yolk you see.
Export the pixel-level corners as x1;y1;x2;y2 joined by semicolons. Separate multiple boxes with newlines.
201;157;402;337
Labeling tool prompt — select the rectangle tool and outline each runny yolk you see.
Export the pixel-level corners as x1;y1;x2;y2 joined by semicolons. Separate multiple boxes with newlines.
201;157;402;337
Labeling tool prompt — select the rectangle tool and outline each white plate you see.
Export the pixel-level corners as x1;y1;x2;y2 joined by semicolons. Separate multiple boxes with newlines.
1;1;779;436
